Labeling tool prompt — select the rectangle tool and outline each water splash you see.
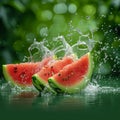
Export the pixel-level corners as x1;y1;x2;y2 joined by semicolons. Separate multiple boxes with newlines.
0;81;38;93
2;21;119;96
25;33;93;61
25;39;53;62
84;82;120;96
1;24;98;96
52;35;75;59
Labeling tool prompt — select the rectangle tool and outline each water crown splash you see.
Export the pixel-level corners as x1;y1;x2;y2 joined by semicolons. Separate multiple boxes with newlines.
27;39;52;62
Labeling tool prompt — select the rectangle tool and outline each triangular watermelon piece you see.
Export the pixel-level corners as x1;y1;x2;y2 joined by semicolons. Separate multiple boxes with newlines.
48;52;94;94
32;56;74;92
2;57;52;87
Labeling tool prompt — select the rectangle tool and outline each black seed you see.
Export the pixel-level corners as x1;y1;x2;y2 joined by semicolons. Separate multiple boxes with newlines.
14;67;17;73
58;73;61;76
51;66;53;69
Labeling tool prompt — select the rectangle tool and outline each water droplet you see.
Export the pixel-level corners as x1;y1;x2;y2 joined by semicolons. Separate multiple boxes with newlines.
86;16;90;20
40;27;48;37
68;3;77;14
53;3;67;14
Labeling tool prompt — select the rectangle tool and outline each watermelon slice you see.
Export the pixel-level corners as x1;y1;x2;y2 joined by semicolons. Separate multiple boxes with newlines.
2;57;52;87
32;56;74;92
48;52;94;94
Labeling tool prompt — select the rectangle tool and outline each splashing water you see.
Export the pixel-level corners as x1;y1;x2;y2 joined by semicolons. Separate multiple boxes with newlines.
1;22;120;97
26;39;53;62
53;36;74;56
0;26;97;94
25;30;95;61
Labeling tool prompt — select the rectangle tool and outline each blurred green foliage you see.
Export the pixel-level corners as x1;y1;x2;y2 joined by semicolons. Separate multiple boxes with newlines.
0;0;120;78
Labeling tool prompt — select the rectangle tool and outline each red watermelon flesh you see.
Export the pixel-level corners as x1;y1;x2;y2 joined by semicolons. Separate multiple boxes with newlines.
32;56;74;91
2;57;52;87
48;53;94;94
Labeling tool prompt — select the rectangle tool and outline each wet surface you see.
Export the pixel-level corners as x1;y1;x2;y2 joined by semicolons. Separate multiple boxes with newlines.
0;77;120;120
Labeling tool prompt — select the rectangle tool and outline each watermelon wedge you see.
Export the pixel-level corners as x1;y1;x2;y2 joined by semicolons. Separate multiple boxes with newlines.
48;52;94;94
2;57;52;87
32;56;74;92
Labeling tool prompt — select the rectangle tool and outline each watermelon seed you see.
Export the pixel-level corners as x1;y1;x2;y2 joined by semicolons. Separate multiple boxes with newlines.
13;67;17;73
47;72;51;76
51;66;53;69
58;73;61;76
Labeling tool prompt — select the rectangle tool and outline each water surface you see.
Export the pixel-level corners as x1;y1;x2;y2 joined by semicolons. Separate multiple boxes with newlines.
0;76;120;120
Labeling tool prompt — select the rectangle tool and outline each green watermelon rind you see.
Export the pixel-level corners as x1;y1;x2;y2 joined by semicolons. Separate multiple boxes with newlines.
32;75;43;91
48;52;94;94
32;74;47;89
32;74;57;94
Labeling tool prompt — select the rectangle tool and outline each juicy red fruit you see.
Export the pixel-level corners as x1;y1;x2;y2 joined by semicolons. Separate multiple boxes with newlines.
34;56;74;83
55;54;89;86
3;57;52;87
7;63;41;86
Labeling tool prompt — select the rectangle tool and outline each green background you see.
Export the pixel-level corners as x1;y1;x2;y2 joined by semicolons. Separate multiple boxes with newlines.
0;1;120;120
0;0;120;79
